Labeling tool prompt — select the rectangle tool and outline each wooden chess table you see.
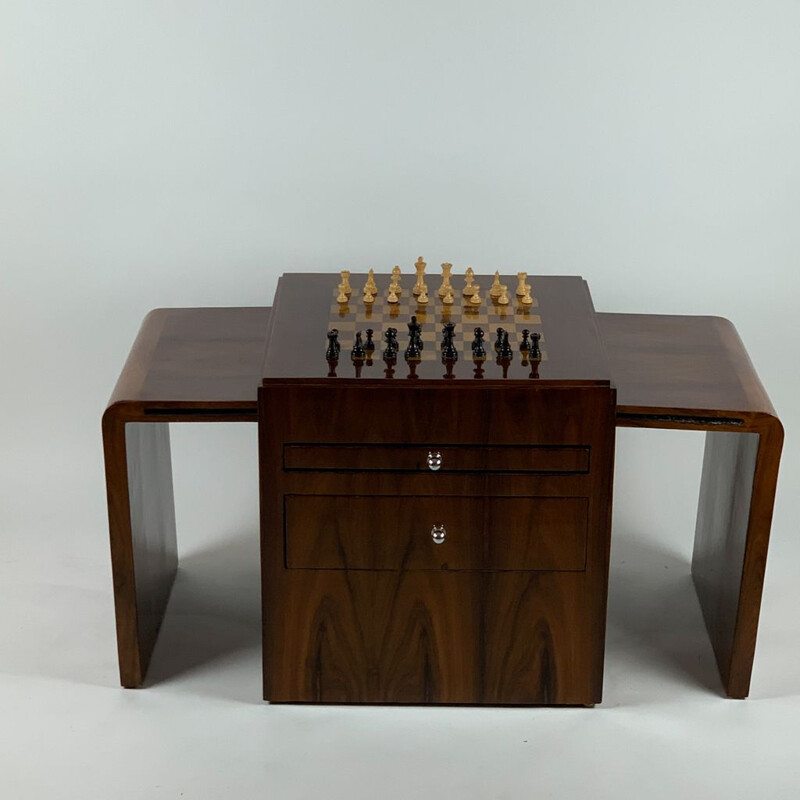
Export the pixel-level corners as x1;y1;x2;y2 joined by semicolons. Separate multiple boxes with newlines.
103;272;783;704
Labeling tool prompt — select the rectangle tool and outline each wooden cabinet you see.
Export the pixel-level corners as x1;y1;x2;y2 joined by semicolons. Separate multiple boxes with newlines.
259;274;617;706
260;382;615;705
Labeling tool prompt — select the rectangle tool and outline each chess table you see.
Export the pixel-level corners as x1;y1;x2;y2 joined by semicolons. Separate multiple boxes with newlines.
103;272;783;704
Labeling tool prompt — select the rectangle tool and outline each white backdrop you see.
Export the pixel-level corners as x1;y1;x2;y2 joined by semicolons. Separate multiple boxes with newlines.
1;2;799;798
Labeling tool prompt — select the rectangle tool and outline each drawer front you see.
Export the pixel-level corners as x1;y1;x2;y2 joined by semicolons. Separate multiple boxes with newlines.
285;495;587;572
284;444;589;474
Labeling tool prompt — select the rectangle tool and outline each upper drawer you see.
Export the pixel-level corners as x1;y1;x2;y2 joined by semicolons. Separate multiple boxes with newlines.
285;495;588;572
284;444;589;474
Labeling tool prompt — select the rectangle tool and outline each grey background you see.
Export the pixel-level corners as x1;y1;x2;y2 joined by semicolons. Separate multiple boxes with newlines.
1;2;798;797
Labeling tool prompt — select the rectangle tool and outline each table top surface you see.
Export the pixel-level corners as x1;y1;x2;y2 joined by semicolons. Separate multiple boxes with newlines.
261;273;612;384
596;312;777;421
105;303;779;428
107;306;271;408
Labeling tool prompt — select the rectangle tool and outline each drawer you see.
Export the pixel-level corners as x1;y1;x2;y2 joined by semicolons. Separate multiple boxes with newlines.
284;444;590;474
284;495;588;572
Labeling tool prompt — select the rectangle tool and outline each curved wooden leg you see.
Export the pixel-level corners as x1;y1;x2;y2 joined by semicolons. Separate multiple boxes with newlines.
103;412;178;687
692;418;783;698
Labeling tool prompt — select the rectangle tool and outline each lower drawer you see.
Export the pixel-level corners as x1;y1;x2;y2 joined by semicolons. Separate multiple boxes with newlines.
284;494;588;572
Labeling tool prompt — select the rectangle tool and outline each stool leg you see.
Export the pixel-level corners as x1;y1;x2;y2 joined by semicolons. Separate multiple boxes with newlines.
692;419;783;698
103;411;178;687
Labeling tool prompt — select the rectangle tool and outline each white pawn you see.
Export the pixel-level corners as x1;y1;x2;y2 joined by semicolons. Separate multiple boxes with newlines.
498;285;510;305
521;287;534;305
363;289;375;305
442;287;454;305
417;288;429;305
387;287;399;304
469;284;482;306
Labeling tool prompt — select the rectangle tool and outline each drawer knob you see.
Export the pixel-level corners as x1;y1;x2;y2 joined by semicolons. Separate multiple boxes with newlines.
427;451;443;471
431;524;447;545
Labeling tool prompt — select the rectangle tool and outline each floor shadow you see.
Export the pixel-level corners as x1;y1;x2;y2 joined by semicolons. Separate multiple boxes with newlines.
143;529;262;702
142;524;738;705
604;527;724;702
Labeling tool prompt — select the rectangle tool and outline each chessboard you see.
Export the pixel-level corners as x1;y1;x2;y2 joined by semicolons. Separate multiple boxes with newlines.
328;274;547;362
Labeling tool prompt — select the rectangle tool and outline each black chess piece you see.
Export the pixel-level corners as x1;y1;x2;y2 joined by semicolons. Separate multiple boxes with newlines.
498;331;513;360
471;327;486;360
326;329;341;361
404;330;422;361
494;327;505;354
383;327;399;359
530;332;542;360
519;329;531;354
408;315;423;351
441;322;458;362
364;329;375;353
351;331;366;360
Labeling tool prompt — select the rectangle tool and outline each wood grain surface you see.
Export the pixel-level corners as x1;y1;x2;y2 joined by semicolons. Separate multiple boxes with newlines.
597;312;784;698
102;307;271;687
260;382;616;705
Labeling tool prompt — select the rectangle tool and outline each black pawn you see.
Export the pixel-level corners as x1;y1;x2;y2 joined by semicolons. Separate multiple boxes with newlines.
326;329;341;361
351;331;366;360
471;327;486;360
494;327;505;354
519;329;531;354
530;332;542;360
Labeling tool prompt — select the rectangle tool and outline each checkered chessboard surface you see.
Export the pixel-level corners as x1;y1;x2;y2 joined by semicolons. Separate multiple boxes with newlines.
328;275;547;362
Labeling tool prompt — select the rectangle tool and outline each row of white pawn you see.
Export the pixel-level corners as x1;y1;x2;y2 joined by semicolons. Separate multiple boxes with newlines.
336;259;535;307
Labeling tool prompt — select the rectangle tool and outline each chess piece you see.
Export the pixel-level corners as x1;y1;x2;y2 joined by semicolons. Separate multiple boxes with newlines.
463;267;476;296
498;285;510;305
468;284;481;306
530;332;542;361
520;286;533;305
519;329;531;354
489;271;503;299
325;329;341;361
365;268;378;295
441;322;458;362
442;287;454;305
351;331;366;361
408;315;423;352
338;270;352;297
494;327;505;354
363;289;375;305
364;328;375;354
390;265;402;296
413;257;427;296
417;287;429;304
516;272;530;297
438;263;453;298
404;330;421;361
471;327;486;360
337;288;349;304
383;327;399;359
498;331;513;360
387;287;399;304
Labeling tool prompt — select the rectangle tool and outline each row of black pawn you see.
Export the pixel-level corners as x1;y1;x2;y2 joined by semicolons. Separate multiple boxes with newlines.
326;318;541;364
